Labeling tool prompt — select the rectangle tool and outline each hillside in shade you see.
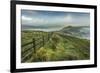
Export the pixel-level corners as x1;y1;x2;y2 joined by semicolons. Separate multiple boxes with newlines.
59;26;90;39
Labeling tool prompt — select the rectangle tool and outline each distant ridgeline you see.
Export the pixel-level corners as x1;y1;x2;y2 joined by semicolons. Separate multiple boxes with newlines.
59;26;90;40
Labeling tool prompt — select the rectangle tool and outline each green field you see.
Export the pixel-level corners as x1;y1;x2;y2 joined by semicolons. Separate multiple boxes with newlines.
21;30;90;63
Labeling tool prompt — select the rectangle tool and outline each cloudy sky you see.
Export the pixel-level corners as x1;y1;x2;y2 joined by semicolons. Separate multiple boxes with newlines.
21;10;90;31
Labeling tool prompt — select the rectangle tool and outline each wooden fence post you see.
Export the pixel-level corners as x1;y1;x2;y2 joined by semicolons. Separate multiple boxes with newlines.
33;38;36;53
42;35;44;46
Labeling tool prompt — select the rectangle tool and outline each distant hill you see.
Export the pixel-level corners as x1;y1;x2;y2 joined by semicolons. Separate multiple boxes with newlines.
59;26;90;39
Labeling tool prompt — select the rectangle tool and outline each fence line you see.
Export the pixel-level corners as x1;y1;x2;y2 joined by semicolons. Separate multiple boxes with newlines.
21;32;53;62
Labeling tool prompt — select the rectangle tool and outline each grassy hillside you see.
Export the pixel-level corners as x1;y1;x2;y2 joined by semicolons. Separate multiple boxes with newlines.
21;31;90;62
21;31;48;45
31;33;90;62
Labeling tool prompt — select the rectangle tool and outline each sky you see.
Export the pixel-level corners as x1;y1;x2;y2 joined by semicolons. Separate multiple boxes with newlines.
21;10;90;31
